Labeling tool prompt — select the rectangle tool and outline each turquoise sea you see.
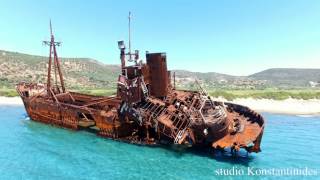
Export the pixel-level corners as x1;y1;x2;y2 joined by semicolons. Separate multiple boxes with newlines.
0;105;319;180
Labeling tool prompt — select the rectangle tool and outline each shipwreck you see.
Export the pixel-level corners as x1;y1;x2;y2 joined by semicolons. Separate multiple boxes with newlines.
16;20;264;154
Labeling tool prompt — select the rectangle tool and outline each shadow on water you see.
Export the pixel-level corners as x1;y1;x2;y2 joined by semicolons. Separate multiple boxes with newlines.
23;118;255;166
152;145;255;166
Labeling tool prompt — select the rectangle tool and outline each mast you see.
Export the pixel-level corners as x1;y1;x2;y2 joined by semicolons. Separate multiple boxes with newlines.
43;20;65;95
46;20;53;94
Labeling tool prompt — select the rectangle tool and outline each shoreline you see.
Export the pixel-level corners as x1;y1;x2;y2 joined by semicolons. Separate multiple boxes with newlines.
0;96;319;116
0;96;23;106
213;97;320;116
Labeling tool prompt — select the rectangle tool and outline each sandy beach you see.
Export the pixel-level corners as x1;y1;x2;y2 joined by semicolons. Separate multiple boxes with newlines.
0;96;23;106
211;97;320;115
0;96;319;115
231;98;320;115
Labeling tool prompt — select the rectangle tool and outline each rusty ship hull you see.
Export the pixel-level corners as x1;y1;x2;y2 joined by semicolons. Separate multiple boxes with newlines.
17;22;264;154
17;82;264;152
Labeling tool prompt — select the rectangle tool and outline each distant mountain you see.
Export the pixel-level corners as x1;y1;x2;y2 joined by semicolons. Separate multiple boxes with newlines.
173;70;239;81
172;70;260;89
249;68;320;88
0;50;120;89
0;50;319;89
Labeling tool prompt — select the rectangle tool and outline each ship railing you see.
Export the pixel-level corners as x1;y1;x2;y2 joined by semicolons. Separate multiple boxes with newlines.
193;94;227;125
139;98;193;144
194;79;208;97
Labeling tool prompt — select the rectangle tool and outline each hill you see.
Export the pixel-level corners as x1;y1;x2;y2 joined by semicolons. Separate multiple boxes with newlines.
0;50;120;89
172;70;266;89
0;50;319;90
250;68;320;88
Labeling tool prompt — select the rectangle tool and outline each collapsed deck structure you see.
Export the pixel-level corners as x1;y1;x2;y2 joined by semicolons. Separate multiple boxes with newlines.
17;21;264;154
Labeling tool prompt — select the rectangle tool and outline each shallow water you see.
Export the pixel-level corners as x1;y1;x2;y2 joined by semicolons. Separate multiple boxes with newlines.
0;105;319;179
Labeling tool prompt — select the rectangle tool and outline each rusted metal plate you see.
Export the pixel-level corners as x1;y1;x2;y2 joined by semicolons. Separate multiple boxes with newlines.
146;53;169;98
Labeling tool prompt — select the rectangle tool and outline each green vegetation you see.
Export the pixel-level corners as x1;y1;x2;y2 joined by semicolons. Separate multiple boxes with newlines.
250;68;320;88
73;89;116;96
1;49;320;100
2;49;320;91
0;87;116;97
3;85;320;101
0;88;18;97
209;89;320;101
0;50;119;89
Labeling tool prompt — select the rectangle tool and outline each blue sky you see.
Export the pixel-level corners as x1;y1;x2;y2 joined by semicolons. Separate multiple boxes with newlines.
0;0;320;75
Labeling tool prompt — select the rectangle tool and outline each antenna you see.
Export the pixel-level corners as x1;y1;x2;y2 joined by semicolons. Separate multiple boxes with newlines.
118;12;139;68
128;11;132;60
